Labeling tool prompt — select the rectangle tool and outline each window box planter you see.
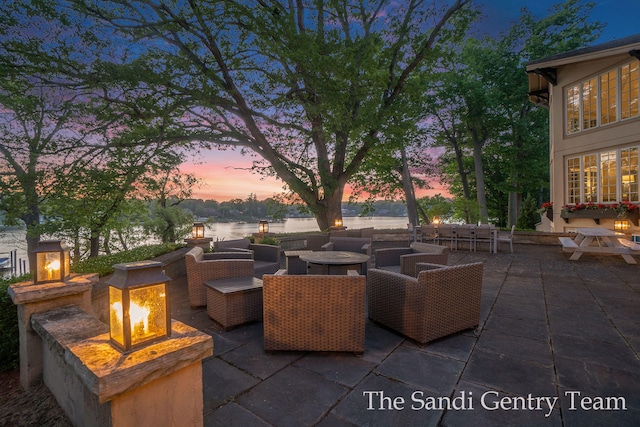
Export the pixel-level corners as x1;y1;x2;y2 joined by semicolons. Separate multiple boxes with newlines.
560;209;639;225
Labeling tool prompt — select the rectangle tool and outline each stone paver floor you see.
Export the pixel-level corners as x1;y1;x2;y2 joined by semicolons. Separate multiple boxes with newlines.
170;244;640;427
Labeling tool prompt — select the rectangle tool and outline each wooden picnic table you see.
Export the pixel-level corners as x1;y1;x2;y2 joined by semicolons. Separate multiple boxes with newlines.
559;227;637;265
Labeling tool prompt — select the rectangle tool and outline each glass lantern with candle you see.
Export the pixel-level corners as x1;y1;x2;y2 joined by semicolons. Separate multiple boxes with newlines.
192;222;205;239
107;261;171;353
258;220;269;234
334;218;343;227
33;240;71;284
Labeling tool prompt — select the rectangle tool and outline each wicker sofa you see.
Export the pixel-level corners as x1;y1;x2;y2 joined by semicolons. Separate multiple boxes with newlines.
213;238;281;277
262;269;366;353
185;246;254;308
367;262;484;345
375;242;449;277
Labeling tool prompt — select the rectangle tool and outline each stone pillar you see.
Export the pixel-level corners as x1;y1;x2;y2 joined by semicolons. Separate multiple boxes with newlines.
8;273;97;389
31;306;213;427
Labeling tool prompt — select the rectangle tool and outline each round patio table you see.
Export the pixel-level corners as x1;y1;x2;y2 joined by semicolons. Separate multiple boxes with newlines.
300;251;369;275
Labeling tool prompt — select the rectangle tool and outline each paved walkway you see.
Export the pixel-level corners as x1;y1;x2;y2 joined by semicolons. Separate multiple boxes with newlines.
170;244;640;426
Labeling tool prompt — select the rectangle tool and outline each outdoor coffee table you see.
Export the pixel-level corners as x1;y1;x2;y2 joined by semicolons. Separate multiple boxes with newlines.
204;276;263;330
299;251;369;275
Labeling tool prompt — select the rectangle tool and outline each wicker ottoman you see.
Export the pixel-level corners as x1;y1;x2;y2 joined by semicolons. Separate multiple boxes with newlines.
204;277;263;330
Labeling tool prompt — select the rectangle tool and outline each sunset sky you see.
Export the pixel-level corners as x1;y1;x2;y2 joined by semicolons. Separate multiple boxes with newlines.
181;0;640;202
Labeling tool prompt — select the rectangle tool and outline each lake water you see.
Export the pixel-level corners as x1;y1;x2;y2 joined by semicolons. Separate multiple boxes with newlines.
1;216;409;275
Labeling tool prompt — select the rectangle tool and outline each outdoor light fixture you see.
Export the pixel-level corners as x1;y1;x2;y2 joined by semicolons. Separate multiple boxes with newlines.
192;222;205;239
334;218;343;227
33;240;71;284
258;220;269;234
614;219;630;232
432;217;441;225
107;261;171;353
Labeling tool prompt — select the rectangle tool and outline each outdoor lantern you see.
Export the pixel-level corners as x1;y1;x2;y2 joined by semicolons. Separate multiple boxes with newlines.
107;261;171;353
33;240;71;284
258;220;269;234
432;217;441;225
614;219;630;232
334;218;343;227
192;222;205;239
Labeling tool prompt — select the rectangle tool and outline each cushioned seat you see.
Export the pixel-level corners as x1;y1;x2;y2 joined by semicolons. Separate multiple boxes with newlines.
214;238;281;277
374;242;449;277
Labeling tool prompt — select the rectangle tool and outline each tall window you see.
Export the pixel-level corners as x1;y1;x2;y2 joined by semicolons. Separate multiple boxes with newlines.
621;147;639;202
566;146;640;204
600;151;617;202
566;85;580;134
582;78;597;130
621;62;639;120
583;154;597;202
600;70;617;125
565;61;639;134
567;157;581;203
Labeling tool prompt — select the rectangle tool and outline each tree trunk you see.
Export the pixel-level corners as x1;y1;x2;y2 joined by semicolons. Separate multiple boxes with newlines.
307;188;344;231
471;131;488;220
401;148;419;226
89;230;100;258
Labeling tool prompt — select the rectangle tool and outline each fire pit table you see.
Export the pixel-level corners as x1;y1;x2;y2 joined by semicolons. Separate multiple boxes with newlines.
299;251;370;275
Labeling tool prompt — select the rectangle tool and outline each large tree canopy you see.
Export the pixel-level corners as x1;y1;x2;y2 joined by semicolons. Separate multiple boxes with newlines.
32;0;472;230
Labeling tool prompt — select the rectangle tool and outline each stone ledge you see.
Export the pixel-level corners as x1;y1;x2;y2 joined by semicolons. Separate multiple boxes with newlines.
9;273;98;304
31;305;213;404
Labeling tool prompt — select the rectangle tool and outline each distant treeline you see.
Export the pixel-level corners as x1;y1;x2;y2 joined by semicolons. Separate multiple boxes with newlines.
180;198;408;222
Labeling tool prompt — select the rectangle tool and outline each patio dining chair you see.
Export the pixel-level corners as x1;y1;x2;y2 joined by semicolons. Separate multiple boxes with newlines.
497;225;515;253
456;225;475;252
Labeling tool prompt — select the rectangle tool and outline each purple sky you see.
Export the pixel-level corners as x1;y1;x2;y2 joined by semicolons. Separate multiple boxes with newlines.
190;1;640;201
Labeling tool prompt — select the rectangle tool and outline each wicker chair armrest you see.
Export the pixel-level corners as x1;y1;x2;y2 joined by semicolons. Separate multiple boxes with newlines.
274;269;287;276
400;253;449;277
220;247;253;253
347;270;360;276
361;243;372;255
249;243;281;263
205;251;253;260
374;247;413;267
321;242;335;251
414;262;447;275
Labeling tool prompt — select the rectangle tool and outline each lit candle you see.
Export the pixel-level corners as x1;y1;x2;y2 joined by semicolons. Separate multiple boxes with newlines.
45;260;61;280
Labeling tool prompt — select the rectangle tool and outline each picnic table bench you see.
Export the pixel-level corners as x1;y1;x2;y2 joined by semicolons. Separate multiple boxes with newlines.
558;228;637;264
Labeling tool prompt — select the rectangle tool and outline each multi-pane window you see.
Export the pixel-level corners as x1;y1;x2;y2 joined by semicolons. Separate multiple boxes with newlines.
565;61;639;134
600;70;617;125
621;147;639;202
582;78;597;130
583;154;597;202
566;85;580;134
600;151;617;202
567;157;581;203
566;146;640;204
621;62;639;120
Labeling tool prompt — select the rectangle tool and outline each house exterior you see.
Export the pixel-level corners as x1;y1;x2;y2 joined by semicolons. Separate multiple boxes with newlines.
527;34;640;233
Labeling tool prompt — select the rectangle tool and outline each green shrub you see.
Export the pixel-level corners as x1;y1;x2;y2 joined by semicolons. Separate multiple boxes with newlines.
1;275;29;372
72;243;183;277
255;235;280;246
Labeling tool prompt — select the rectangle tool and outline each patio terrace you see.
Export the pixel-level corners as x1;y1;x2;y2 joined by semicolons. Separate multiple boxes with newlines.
170;243;640;426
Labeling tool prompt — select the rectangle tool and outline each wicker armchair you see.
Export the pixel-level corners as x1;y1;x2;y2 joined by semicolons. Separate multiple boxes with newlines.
262;269;366;353
213;238;281;277
374;242;449;277
367;262;484;345
185;246;254;308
